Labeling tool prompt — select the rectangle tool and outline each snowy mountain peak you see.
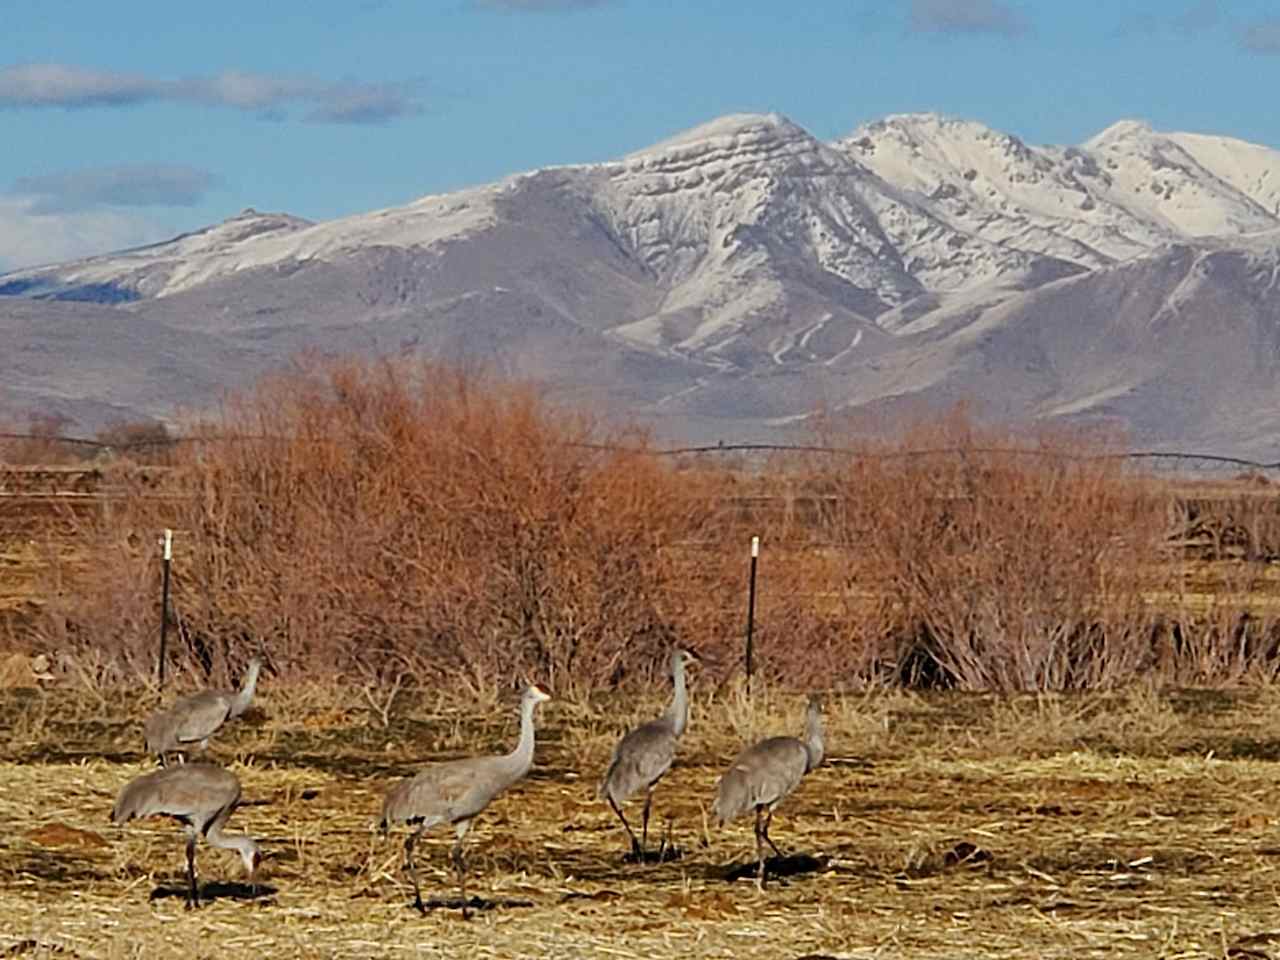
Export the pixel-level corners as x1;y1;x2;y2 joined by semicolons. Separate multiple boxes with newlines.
840;112;1280;263
5;109;1280;315
1080;121;1280;237
1085;118;1155;149
840;112;1045;191
858;111;1001;138
192;208;314;246
626;112;811;160
1166;131;1280;217
7;111;1280;457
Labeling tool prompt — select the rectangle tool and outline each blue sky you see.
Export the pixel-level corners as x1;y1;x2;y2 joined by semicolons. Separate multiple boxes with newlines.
2;0;1279;269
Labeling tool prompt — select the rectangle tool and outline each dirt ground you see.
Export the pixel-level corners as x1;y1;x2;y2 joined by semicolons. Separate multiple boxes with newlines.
5;686;1280;959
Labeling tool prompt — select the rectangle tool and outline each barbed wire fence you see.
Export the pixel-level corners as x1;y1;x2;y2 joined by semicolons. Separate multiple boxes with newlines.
2;430;1279;475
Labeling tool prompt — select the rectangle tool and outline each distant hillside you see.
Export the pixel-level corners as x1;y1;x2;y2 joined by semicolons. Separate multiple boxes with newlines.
4;113;1280;457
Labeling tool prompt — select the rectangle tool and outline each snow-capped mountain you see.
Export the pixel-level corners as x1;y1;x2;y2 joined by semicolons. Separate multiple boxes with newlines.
839;114;1280;267
4;112;1280;456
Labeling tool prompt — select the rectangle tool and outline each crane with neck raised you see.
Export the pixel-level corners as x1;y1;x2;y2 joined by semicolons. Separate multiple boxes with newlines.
598;648;699;861
144;656;265;765
713;694;826;890
379;683;552;918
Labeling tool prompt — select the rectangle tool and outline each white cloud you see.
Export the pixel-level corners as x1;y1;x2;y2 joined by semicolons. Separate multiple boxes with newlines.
1121;1;1222;37
13;164;218;214
0;196;170;271
474;0;610;10
1241;18;1280;54
0;63;153;108
0;63;423;124
907;0;1029;37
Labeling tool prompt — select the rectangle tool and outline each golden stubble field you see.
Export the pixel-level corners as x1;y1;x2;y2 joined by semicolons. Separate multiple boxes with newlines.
6;685;1280;959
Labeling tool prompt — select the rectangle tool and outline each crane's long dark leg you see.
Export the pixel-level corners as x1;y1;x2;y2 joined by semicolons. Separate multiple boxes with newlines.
753;806;767;891
403;824;427;914
641;788;655;859
452;820;472;921
607;795;642;859
184;835;199;909
761;806;782;858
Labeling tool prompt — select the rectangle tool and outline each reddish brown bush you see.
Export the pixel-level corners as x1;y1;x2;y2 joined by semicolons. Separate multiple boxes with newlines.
0;412;86;465
36;359;729;693
812;410;1171;690
93;419;178;465
24;362;1280;693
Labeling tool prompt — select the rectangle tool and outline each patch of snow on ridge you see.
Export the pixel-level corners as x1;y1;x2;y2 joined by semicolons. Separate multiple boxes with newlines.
162;187;500;296
841;113;1280;268
625;113;809;159
1167;131;1280;218
0;189;500;299
1084;120;1280;238
7;110;1280;332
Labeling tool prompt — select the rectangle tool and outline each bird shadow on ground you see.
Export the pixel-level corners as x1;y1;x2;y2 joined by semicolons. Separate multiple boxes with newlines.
716;853;827;884
7;851;103;886
148;882;279;905
620;844;686;866
1;939;81;958
409;895;536;915
20;749;140;766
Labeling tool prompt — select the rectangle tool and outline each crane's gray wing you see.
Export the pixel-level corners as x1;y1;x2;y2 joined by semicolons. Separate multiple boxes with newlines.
600;721;676;803
171;691;234;744
143;709;178;753
112;764;240;825
714;736;808;824
382;756;505;829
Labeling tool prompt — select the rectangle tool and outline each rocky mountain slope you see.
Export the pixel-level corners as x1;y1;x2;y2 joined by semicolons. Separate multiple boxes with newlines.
3;112;1280;457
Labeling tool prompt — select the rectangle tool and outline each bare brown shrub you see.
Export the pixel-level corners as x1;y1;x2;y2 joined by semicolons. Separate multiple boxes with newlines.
813;409;1171;691
20;363;1280;695
92;419;178;466
0;412;85;465
35;358;727;694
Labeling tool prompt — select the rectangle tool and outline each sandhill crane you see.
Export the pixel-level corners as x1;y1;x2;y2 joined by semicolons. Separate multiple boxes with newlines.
379;683;552;918
111;762;261;908
144;657;264;765
713;694;825;890
598;648;699;861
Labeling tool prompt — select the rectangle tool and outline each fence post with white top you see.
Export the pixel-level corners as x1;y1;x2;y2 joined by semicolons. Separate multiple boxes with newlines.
745;535;759;693
158;529;172;690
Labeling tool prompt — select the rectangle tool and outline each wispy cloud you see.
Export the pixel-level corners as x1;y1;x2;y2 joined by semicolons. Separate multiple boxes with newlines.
1121;1;1222;37
473;0;610;11
303;82;421;123
0;163;219;269
0;63;423;124
12;165;219;215
0;196;172;271
1172;0;1222;32
1240;18;1280;54
907;0;1029;37
0;63;153;108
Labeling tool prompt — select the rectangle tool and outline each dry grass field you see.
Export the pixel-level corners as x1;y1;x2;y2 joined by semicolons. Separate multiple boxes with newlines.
10;374;1280;959
6;684;1280;959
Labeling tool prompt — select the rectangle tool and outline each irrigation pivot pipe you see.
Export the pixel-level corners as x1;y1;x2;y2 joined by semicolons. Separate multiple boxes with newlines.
158;529;172;690
745;535;759;694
